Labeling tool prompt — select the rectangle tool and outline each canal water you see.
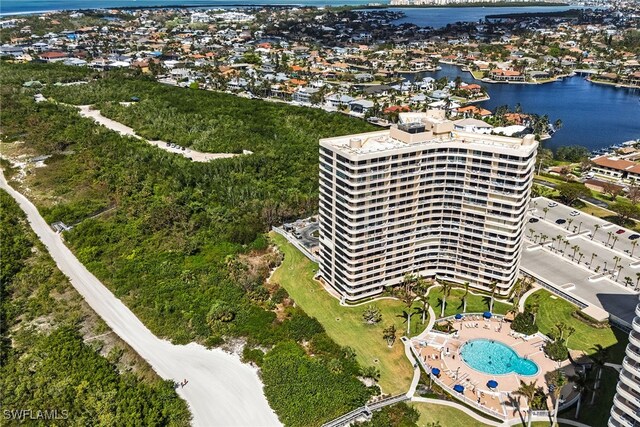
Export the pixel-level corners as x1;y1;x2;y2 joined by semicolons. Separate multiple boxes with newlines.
410;64;639;151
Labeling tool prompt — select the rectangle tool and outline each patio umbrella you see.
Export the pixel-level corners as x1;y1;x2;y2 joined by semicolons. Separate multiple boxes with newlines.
487;380;498;389
431;368;440;376
453;384;464;393
483;311;492;319
455;313;463;320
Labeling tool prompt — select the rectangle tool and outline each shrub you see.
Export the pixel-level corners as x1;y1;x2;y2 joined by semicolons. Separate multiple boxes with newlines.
271;286;289;304
544;339;568;361
242;347;265;366
511;311;539;335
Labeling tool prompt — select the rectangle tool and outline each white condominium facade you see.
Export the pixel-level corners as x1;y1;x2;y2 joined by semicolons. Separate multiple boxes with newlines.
609;302;640;427
318;113;538;301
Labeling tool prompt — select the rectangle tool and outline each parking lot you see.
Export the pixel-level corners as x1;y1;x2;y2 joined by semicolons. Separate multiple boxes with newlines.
282;217;319;256
524;197;640;323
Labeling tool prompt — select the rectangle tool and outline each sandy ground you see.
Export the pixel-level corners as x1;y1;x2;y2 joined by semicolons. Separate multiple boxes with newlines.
77;106;238;162
0;171;281;427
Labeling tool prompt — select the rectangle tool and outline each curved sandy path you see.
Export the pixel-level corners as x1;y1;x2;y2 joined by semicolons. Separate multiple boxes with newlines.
77;105;238;162
0;170;280;427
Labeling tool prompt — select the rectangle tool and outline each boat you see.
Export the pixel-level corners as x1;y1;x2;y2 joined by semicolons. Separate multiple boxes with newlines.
435;66;442;71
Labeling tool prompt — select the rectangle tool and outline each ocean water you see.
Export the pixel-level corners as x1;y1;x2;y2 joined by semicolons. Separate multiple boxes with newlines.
1;0;371;16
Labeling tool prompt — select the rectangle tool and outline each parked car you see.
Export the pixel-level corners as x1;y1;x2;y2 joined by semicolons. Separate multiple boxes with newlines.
548;202;558;207
569;210;580;216
556;219;566;224
529;218;539;223
616;229;626;235
629;234;640;240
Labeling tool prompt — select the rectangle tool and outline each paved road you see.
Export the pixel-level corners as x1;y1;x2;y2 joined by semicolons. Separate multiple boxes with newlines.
0;171;280;427
78;106;238;163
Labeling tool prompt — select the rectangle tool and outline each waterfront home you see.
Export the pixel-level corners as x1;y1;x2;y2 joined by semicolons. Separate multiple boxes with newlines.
489;69;525;82
455;105;492;119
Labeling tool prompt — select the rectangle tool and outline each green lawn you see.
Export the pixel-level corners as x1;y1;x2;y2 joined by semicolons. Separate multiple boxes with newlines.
535;174;566;186
578;202;615;219
525;290;628;362
428;287;511;318
411;402;491;427
270;233;418;394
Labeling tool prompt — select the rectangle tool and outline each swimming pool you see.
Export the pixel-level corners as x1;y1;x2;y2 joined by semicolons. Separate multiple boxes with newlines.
460;339;539;376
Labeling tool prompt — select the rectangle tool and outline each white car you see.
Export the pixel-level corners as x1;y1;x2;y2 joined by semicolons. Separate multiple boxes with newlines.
548;202;558;207
569;210;580;216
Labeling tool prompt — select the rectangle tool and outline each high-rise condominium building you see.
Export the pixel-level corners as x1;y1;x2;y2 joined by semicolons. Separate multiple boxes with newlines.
609;301;640;427
318;112;538;301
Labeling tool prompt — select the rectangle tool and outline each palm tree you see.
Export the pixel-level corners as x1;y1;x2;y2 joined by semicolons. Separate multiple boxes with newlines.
489;281;498;312
462;282;470;313
415;277;434;324
543;207;549;219
612;235;619;249
395;274;418;334
613;255;622;271
566;218;573;231
632;240;639;257
606;231;613;246
577;252;584;264
589;253;597;267
568;369;594;419
636;272;640;290
590;344;610;403
529;228;535;239
548;370;567;427
530;300;540;324
571;245;580;261
514;380;538;427
592;224;600;240
556;235;563;251
440;281;452;318
625;276;633;288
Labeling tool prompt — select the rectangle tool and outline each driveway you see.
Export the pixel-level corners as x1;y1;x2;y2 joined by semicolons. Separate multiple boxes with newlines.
0;171;280;427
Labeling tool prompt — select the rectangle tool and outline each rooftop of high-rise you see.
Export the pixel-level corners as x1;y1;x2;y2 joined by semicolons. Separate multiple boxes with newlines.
320;112;538;158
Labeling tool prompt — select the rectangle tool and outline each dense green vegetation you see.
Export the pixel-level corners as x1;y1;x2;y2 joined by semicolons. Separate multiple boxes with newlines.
511;311;538;335
262;341;374;427
0;190;190;425
1;62;379;425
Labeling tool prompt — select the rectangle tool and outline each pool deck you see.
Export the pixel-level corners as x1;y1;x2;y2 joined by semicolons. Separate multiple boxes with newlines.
412;316;575;418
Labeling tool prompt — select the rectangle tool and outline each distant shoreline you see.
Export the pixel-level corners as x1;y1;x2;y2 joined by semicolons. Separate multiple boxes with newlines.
359;2;568;9
1;3;302;17
1;1;571;17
